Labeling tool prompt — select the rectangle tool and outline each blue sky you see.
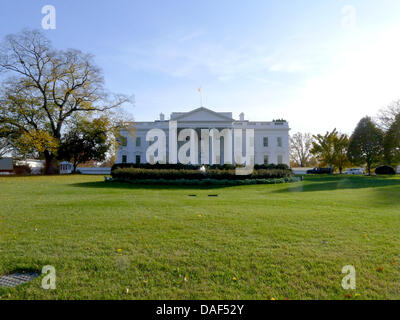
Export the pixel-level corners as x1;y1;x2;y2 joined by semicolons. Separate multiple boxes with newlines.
1;0;400;133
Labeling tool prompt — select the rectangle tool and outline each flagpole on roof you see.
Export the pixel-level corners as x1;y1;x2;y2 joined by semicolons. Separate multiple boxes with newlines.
198;86;203;107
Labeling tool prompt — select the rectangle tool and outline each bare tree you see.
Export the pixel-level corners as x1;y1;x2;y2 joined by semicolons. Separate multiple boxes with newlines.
290;132;314;167
0;138;13;157
0;29;132;173
377;100;400;130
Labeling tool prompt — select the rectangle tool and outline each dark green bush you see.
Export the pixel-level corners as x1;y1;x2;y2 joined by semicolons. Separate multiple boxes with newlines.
112;162;291;172
111;163;201;171
110;176;298;186
13;165;31;175
375;166;396;175
112;167;293;180
254;163;289;170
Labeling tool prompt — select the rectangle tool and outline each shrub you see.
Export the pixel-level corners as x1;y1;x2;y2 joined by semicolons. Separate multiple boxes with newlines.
112;162;292;173
205;164;237;170
112;167;293;180
110;176;299;186
375;165;396;175
254;163;290;170
13;165;31;175
111;163;201;172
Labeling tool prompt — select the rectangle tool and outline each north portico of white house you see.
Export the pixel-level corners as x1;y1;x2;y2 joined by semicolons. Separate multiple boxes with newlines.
116;107;290;166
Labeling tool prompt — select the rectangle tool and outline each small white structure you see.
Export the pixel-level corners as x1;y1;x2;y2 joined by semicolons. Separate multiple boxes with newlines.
59;161;73;174
397;166;400;174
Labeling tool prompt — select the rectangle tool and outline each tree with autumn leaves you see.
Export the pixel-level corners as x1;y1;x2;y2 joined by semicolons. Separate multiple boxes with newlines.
0;29;133;173
296;109;399;175
310;129;351;174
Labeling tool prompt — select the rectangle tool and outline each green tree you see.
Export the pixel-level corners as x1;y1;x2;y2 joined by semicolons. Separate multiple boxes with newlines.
348;117;384;175
311;129;351;173
0;30;132;173
310;129;337;170
333;133;351;174
57;117;110;172
383;113;400;166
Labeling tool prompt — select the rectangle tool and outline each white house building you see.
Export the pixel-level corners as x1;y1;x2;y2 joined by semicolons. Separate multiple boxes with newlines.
116;107;290;166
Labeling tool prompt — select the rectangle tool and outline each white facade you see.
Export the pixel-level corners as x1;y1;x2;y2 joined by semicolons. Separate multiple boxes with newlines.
116;107;290;166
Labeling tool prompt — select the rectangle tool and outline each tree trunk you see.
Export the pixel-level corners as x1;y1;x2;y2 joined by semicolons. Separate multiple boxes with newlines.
44;151;58;175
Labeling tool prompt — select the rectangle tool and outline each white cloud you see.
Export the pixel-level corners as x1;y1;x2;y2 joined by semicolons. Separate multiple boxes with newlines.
281;23;400;134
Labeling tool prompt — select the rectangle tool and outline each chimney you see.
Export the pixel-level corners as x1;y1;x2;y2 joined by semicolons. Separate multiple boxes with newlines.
239;112;244;121
160;113;165;121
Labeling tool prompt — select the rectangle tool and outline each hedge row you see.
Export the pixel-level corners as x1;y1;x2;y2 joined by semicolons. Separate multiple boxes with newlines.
110;177;299;186
112;163;201;171
112;163;290;171
111;168;293;180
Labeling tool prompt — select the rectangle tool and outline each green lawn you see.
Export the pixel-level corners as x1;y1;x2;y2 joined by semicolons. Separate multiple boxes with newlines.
0;174;399;300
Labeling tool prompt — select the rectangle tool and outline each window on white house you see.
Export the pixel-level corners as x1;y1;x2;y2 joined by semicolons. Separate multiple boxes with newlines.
264;155;269;165
120;136;127;147
263;137;268;147
136;155;141;164
277;137;282;147
277;155;283;164
136;137;141;147
122;155;127;163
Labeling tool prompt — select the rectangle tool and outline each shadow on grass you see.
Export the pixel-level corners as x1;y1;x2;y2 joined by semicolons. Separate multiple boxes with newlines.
276;175;400;193
7;267;41;274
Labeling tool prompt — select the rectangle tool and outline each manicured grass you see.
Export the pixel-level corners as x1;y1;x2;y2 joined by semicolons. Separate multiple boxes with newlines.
0;174;399;300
